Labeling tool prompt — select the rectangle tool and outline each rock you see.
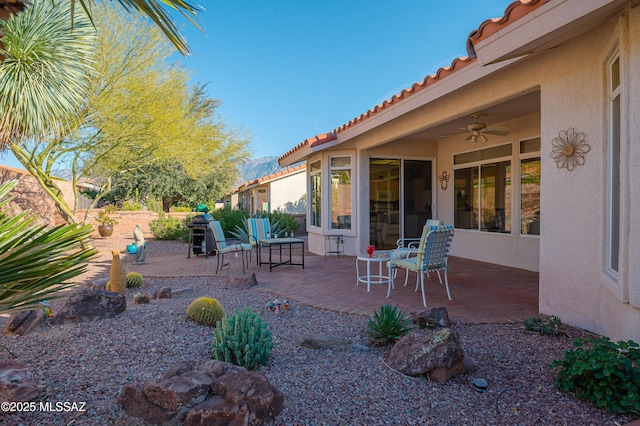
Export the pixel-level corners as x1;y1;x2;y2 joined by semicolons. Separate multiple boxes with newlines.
119;360;283;425
383;328;466;384
204;368;284;425
298;334;354;351
51;289;126;325
133;293;151;304
182;395;236;426
118;382;177;424
144;371;214;411
153;287;172;299
0;361;42;402
412;306;451;329
6;309;46;336
228;273;259;290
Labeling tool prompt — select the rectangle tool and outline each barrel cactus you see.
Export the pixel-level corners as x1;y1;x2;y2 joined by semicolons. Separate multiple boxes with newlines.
211;307;273;370
126;272;144;288
186;297;225;326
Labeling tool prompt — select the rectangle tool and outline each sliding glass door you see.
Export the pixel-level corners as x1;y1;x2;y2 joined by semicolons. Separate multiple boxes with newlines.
369;158;433;248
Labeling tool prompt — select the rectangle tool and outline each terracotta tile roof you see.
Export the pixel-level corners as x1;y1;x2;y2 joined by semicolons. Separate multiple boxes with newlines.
467;0;547;47
334;55;476;135
234;164;307;193
278;132;336;163
279;0;543;164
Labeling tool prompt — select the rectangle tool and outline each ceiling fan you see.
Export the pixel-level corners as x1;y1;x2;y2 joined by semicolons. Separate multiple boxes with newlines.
442;113;510;144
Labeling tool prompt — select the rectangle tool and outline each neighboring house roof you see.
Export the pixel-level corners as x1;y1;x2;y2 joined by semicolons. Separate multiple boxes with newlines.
278;0;544;165
233;164;307;193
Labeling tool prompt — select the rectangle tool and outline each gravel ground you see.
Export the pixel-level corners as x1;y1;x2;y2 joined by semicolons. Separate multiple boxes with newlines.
0;239;637;425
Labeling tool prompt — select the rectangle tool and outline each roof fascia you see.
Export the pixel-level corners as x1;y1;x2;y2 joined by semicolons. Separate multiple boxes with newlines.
473;0;629;65
335;56;522;144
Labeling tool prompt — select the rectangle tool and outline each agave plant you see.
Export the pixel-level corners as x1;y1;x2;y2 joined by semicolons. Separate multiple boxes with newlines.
0;180;97;315
367;304;414;346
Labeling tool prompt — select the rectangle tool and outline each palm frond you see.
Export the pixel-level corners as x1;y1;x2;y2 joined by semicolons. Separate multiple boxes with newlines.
0;180;97;315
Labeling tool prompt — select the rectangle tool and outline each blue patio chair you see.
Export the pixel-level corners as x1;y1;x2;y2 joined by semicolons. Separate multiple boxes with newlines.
388;224;454;307
248;217;271;264
210;220;252;274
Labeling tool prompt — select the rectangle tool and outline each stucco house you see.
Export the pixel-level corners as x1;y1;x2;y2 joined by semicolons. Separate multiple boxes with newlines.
225;164;307;214
279;0;640;341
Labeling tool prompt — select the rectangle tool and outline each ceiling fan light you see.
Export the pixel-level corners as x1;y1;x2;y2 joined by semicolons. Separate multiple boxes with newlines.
469;134;478;144
478;134;488;144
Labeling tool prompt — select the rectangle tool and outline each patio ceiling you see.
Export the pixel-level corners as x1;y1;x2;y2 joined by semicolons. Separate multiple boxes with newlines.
399;90;540;143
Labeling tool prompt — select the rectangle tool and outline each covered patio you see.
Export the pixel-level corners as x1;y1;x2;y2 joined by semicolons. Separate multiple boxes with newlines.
127;240;538;324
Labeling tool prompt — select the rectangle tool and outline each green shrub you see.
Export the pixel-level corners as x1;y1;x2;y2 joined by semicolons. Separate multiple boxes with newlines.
126;272;144;288
367;304;414;346
523;315;562;335
211;307;273;369
268;211;299;234
186;297;225;326
150;214;189;241
210;208;248;237
549;337;640;413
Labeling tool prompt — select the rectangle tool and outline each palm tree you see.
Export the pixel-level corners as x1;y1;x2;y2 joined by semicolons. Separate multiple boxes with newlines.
0;0;96;147
0;180;97;315
0;0;203;55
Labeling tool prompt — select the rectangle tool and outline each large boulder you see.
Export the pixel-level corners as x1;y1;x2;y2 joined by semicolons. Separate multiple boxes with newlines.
51;289;125;325
6;309;46;336
186;368;284;425
384;328;466;384
0;361;42;402
119;360;283;425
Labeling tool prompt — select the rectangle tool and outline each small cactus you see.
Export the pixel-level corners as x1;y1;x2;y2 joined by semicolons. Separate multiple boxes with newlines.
126;272;144;288
105;281;111;291
211;307;273;369
133;293;151;304
187;297;225;326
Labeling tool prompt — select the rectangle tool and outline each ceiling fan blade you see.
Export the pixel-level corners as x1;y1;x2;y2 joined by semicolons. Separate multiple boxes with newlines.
483;126;510;136
484;130;509;136
439;131;467;138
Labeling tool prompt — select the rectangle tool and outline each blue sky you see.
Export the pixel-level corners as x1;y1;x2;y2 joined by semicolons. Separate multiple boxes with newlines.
0;0;511;170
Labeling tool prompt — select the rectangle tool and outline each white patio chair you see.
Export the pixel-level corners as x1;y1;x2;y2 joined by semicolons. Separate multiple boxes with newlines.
211;220;252;274
388;224;454;307
392;219;443;285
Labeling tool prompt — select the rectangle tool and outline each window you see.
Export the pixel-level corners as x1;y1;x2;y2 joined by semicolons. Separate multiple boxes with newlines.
607;53;621;273
454;144;511;233
520;138;541;236
309;160;321;228
330;156;352;230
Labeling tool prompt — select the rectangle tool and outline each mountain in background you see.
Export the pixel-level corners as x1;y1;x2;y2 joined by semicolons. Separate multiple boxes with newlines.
236;156;281;186
53;156;285;188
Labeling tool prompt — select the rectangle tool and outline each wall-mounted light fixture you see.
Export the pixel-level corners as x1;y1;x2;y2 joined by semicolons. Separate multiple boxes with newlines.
438;171;451;190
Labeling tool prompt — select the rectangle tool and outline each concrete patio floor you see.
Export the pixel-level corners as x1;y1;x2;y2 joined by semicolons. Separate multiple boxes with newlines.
125;240;539;324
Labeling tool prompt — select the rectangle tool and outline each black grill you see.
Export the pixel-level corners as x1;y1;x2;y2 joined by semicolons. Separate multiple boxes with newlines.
188;214;215;257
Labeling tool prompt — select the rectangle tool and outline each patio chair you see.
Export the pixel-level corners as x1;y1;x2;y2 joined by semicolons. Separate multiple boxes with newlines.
248;217;271;265
393;219;443;284
210;220;252;274
388;223;454;307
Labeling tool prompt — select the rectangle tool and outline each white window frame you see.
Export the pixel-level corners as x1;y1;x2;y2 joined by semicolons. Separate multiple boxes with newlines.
519;137;541;237
308;158;322;230
327;152;356;236
452;143;513;234
606;51;621;277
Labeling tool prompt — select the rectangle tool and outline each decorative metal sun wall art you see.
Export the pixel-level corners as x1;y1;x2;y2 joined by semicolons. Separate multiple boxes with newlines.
438;170;451;190
550;128;590;171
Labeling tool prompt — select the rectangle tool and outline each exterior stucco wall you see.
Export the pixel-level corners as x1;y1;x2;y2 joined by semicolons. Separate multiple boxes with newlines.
537;8;640;341
270;171;306;214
